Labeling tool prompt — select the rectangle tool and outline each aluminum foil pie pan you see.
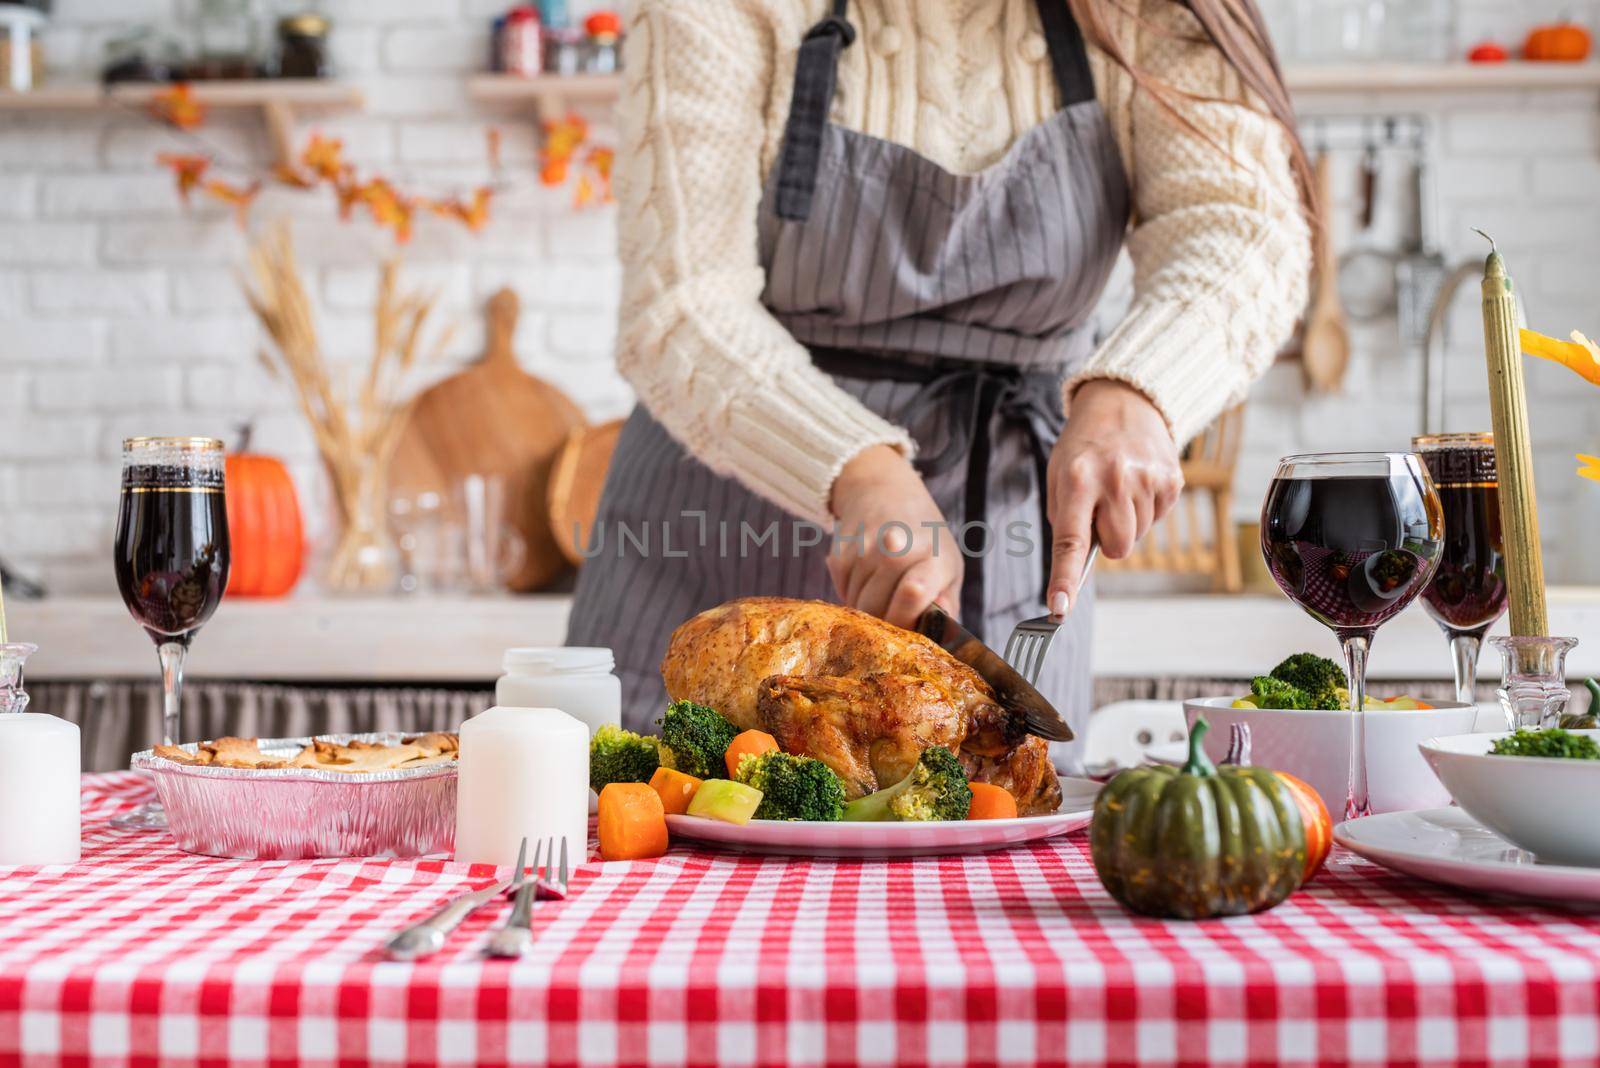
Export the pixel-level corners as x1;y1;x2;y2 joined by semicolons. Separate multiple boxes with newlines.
131;733;456;860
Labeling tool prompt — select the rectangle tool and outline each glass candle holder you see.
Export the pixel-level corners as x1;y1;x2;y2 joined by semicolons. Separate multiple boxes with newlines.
1492;635;1579;730
0;642;37;714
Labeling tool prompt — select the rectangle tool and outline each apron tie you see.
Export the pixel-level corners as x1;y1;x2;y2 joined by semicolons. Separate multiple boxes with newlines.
811;348;1063;640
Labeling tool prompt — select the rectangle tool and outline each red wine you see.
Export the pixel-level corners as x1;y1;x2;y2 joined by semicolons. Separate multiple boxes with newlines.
114;461;230;644
1261;473;1443;636
1416;438;1506;635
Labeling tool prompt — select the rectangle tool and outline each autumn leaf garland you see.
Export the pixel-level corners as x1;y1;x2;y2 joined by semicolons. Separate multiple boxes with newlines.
148;83;500;241
147;81;615;236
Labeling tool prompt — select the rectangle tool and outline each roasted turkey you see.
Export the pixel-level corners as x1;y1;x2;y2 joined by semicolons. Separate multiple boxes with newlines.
660;597;1063;815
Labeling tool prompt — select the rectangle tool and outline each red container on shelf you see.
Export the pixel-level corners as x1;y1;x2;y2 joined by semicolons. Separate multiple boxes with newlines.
501;5;543;76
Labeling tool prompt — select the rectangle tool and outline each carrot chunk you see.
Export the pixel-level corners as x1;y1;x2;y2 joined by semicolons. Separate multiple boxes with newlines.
598;782;669;861
967;782;1018;821
724;729;779;778
648;766;703;815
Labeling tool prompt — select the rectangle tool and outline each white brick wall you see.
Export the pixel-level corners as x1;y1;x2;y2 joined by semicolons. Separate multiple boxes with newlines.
2;1;1599;597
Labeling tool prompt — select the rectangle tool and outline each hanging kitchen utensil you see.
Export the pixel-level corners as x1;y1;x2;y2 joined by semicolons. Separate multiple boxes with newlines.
1357;133;1379;234
548;417;624;566
1301;153;1351;393
390;288;587;591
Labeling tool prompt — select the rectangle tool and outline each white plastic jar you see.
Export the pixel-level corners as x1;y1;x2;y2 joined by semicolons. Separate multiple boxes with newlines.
495;647;621;737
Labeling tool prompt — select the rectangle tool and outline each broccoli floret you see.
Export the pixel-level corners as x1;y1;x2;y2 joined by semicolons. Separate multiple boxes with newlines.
1250;675;1314;710
842;746;972;822
1269;653;1347;708
1490;728;1600;760
588;724;660;793
735;751;846;821
659;700;740;779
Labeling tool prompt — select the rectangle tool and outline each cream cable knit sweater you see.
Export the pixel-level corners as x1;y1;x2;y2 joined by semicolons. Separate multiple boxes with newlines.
613;0;1311;523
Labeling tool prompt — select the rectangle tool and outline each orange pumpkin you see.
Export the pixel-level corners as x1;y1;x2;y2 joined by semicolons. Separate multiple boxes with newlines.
1524;21;1592;61
224;452;305;597
1277;770;1333;882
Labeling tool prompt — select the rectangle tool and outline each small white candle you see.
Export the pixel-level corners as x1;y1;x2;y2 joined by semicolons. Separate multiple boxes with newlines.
454;705;588;869
0;713;80;865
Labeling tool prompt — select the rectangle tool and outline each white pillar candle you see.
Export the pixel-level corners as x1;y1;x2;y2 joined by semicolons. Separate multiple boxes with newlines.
454;706;588;869
0;713;80;865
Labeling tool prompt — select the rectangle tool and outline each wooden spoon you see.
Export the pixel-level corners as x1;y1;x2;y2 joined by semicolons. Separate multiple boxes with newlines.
1301;153;1350;393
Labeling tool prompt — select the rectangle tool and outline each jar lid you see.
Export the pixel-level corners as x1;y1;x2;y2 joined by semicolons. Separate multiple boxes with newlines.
279;13;330;37
584;11;623;35
503;646;615;674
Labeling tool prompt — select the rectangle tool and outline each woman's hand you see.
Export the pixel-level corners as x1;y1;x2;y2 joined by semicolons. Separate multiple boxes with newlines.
828;444;963;629
1046;379;1184;615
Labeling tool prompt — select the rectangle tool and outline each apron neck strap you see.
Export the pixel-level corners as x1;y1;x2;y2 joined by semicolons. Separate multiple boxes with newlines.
1035;0;1097;107
772;1;856;221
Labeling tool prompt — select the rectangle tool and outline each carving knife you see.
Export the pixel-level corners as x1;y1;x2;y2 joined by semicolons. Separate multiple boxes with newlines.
914;605;1074;742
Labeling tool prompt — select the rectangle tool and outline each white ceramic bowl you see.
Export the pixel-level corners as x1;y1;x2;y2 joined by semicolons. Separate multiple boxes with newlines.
1420;731;1600;866
1183;696;1479;814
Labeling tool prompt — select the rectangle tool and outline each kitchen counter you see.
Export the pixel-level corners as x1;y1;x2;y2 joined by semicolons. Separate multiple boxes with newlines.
13;590;1600;683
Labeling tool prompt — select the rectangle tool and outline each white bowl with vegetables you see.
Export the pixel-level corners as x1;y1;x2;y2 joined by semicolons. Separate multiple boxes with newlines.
1183;653;1478;815
1420;729;1600;866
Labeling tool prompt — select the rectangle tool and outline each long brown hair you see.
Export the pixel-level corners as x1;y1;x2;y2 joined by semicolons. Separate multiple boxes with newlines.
1068;0;1316;224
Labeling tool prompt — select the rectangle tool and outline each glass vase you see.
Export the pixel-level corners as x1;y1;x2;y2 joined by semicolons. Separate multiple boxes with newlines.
323;451;399;595
1492;635;1579;731
0;642;37;715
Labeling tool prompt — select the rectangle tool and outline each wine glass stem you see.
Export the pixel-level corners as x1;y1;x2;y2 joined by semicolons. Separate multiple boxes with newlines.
1340;632;1372;821
1448;631;1482;707
157;641;187;747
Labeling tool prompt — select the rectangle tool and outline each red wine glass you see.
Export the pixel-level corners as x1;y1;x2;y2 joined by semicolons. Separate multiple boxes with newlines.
1261;452;1443;819
1412;433;1507;705
112;437;230;831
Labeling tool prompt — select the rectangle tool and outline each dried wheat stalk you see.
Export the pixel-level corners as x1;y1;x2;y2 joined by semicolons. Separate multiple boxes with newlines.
240;224;455;590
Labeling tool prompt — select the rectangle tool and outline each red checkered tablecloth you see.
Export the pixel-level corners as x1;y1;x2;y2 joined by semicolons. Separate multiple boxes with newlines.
3;773;1600;1066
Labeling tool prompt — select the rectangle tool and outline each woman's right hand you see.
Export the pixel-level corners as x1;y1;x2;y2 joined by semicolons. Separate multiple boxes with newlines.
827;445;963;630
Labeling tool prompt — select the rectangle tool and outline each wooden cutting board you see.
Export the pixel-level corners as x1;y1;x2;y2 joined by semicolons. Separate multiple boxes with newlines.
548;418;624;566
390;287;586;591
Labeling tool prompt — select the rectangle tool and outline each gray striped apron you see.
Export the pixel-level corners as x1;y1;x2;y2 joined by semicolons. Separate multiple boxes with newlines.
568;0;1130;766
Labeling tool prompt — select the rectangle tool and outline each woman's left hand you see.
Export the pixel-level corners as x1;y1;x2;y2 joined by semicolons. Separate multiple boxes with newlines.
1045;379;1184;616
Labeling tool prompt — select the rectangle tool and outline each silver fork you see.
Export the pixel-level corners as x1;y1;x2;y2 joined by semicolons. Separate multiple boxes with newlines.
385;837;527;961
1004;545;1099;686
485;835;570;959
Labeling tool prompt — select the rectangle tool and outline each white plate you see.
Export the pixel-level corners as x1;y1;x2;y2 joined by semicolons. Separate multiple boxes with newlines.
1335;807;1600;905
666;777;1100;858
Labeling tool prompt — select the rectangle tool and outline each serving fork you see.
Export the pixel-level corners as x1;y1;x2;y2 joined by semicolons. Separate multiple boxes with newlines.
485;836;569;960
1003;545;1099;688
383;837;528;962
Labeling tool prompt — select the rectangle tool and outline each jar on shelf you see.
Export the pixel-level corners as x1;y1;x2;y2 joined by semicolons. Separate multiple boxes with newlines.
189;0;262;79
500;4;542;76
101;27;183;83
544;26;584;76
0;4;46;91
276;12;331;78
583;10;622;74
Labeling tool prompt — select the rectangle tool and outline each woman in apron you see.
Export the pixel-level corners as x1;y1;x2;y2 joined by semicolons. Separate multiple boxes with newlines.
569;0;1312;759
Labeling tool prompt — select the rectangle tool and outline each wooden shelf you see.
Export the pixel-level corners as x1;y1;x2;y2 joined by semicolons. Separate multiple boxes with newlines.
1284;61;1600;94
0;80;363;164
0;79;362;110
467;72;621;117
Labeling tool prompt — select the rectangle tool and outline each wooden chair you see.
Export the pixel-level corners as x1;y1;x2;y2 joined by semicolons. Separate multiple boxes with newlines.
1095;405;1246;592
